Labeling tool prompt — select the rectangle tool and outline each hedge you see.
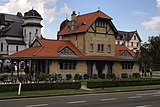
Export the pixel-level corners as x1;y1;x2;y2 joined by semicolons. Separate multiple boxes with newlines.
0;82;81;93
87;78;160;88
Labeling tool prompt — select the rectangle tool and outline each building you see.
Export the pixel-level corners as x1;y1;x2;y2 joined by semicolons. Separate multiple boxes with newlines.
0;9;43;56
115;31;142;52
9;10;139;78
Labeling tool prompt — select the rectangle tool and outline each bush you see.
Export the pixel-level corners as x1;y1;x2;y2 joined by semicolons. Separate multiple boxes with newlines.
74;74;82;80
100;74;106;79
92;74;98;79
83;74;89;79
66;74;72;80
132;73;140;78
106;73;116;79
121;73;128;79
37;73;50;81
0;82;81;93
87;78;160;88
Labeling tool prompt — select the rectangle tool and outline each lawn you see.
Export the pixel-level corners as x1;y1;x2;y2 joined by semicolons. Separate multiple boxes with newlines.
0;84;160;99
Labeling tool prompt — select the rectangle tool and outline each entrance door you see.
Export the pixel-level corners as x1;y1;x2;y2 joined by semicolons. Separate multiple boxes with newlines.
95;61;106;77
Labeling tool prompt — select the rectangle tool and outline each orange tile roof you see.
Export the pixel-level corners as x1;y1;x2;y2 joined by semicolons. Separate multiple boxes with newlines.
10;38;85;58
115;44;136;57
10;38;136;61
58;10;113;35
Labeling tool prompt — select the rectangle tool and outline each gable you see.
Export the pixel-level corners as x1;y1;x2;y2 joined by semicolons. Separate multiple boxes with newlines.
58;46;77;57
87;18;117;35
130;33;142;42
121;50;133;59
31;39;42;47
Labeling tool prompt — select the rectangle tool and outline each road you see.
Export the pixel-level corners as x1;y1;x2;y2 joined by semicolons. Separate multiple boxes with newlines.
0;90;160;107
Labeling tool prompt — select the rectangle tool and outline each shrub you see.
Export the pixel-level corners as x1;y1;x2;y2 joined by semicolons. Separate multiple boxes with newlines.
66;74;72;80
0;82;81;93
37;73;50;81
87;78;160;88
121;73;128;79
74;74;82;80
106;73;116;79
83;74;89;79
132;73;140;78
92;74;98;79
100;74;106;79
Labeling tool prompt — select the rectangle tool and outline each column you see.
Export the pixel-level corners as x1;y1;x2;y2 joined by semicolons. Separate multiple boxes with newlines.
92;62;97;75
102;62;108;75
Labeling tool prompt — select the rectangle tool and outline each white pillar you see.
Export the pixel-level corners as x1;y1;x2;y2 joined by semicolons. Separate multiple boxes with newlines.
92;63;97;75
102;63;108;75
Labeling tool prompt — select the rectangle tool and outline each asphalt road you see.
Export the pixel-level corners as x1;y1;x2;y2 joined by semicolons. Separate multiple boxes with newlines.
0;90;160;107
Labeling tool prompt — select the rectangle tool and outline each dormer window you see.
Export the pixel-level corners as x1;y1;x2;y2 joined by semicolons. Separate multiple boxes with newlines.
81;22;86;26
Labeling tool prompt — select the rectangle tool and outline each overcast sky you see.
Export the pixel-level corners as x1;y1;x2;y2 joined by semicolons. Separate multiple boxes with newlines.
0;0;160;42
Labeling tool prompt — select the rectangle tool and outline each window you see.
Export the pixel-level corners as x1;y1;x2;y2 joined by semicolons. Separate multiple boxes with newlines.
108;45;112;52
97;44;104;52
16;45;18;52
121;62;134;69
59;47;76;56
123;42;125;46
97;44;101;51
59;36;63;40
137;43;139;47
90;44;93;51
131;42;133;47
24;29;26;36
117;41;120;45
1;43;3;51
59;61;77;70
134;36;136;40
7;45;8;52
101;44;104;51
96;19;106;27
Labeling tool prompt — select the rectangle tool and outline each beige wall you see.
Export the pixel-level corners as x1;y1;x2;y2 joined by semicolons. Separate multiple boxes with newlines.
85;32;115;56
62;33;84;53
113;62;139;76
49;60;87;77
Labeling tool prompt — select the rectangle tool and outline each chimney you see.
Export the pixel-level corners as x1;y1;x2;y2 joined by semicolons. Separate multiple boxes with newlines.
71;11;77;21
69;11;78;32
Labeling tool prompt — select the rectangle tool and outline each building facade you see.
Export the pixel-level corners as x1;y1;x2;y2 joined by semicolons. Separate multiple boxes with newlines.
0;9;43;56
115;31;142;52
10;10;140;78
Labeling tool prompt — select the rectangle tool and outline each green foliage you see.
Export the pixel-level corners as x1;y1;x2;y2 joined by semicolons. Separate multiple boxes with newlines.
74;74;82;80
92;74;98;79
0;82;81;93
132;73;140;78
106;73;116;79
137;36;160;70
66;74;72;80
87;78;160;88
121;73;128;79
83;74;89;79
37;73;50;81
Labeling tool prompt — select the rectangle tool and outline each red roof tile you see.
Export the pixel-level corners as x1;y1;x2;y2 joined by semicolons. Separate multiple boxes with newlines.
115;44;136;57
10;39;136;60
10;38;85;58
58;10;113;35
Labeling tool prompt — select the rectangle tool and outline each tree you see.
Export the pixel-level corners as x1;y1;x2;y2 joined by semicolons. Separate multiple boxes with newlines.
137;35;160;70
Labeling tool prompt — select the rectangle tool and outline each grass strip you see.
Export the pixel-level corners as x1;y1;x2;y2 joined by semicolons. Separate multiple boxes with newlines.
0;85;160;99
